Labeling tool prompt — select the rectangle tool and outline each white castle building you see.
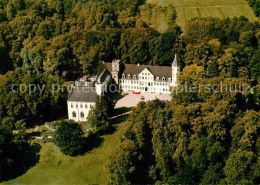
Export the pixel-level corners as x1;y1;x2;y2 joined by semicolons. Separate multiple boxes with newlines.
67;55;179;121
104;54;179;94
67;73;112;122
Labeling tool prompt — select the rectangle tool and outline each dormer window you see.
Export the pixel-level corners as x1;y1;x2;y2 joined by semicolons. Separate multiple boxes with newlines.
156;76;159;81
122;74;125;78
168;77;171;82
128;74;131;78
162;77;166;81
133;74;137;79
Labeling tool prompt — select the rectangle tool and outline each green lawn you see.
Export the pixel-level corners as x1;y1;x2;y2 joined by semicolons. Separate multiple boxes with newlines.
140;0;259;32
3;120;130;185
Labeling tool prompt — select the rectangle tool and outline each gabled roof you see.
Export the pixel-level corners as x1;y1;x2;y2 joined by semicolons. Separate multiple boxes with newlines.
148;65;172;78
123;64;147;76
140;67;154;76
68;87;97;102
97;69;111;84
104;62;172;78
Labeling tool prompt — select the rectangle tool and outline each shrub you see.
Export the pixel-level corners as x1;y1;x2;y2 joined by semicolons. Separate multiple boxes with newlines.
53;120;84;156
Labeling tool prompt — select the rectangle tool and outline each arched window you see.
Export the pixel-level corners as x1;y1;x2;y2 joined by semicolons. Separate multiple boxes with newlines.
80;104;83;108
80;112;84;118
72;111;76;118
168;77;171;82
122;74;125;78
85;104;88;109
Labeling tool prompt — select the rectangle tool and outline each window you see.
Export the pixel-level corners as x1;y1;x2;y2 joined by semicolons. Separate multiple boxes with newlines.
162;77;166;81
71;103;73;108
122;74;125;78
80;104;83;108
80;112;84;118
85;104;88;108
76;103;78;108
72;111;76;118
128;74;131;78
156;76;159;81
133;75;137;79
168;77;171;82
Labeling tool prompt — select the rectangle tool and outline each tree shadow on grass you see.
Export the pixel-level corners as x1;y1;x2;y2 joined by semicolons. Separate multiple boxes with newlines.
96;124;117;136
78;124;118;155
112;107;132;117
2;143;41;182
81;133;104;154
77;108;131;156
21;142;41;170
110;114;130;125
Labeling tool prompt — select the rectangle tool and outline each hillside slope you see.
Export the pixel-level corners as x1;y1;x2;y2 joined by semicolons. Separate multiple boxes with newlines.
140;0;259;32
2;120;131;185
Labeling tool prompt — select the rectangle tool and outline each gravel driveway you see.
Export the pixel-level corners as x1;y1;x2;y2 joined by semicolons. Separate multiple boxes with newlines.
115;92;172;108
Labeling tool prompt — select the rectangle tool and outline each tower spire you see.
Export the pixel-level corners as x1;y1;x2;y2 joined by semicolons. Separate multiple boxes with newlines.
172;54;177;67
171;54;178;87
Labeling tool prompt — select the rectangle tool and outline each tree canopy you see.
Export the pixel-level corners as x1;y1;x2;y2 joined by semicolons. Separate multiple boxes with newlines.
53;120;85;156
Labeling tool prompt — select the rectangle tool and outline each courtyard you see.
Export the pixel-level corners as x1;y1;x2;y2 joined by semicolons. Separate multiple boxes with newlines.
115;92;172;108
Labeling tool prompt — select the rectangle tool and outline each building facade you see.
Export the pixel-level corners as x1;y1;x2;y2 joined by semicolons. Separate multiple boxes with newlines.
67;70;112;122
67;86;97;122
68;101;96;122
67;55;179;122
104;54;179;94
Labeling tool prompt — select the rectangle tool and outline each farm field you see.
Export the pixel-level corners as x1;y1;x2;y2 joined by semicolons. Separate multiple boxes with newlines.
2;120;131;185
140;0;259;32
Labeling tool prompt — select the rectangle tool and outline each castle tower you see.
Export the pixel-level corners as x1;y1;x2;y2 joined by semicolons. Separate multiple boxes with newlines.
112;59;120;84
172;54;179;86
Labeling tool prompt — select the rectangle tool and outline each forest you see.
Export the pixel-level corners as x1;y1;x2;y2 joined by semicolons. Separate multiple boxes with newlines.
107;14;260;184
0;0;258;129
107;98;259;184
246;0;260;17
0;0;259;183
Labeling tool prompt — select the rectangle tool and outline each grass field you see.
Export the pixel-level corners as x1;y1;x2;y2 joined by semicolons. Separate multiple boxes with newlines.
2;120;131;185
140;0;259;32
